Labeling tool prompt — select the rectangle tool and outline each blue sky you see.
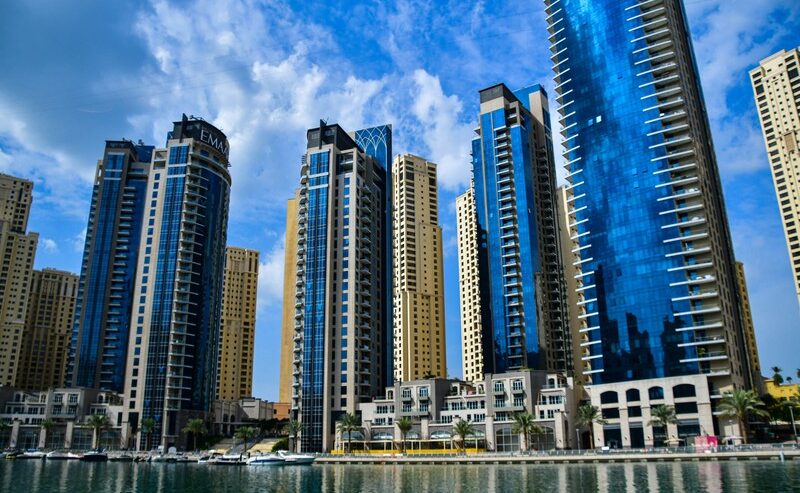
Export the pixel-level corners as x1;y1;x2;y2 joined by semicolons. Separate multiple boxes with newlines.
0;0;799;400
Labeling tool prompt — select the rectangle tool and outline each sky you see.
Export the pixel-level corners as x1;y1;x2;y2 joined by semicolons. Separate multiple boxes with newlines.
0;0;799;400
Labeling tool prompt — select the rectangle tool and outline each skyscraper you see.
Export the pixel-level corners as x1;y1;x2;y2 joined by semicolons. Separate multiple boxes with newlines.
293;122;388;452
122;115;231;449
279;193;299;404
216;247;259;400
749;48;800;308
471;83;568;375
391;154;446;382
353;125;394;386
16;268;78;390
735;262;762;394
67;140;152;392
546;0;751;446
0;173;38;386
456;187;486;383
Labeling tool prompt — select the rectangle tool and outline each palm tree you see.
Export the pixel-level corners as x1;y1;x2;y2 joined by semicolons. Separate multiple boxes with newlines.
718;389;769;444
511;412;544;453
772;367;784;386
336;413;361;454
396;417;413;454
40;419;55;450
284;420;302;453
648;405;678;446
789;377;795;385
576;404;606;449
182;418;206;451
234;426;257;455
451;419;476;454
87;414;111;450
141;418;156;452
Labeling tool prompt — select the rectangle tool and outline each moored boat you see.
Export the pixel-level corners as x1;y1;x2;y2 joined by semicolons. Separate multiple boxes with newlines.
277;450;315;465
19;449;46;459
208;453;245;465
46;450;80;460
246;453;284;466
80;450;109;462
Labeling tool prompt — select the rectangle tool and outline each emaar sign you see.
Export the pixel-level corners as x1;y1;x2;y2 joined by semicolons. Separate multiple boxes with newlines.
199;128;229;157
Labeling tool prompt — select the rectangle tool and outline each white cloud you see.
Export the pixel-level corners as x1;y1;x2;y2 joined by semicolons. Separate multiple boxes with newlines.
40;237;58;253
685;0;800;178
409;70;474;191
71;228;87;253
257;234;285;313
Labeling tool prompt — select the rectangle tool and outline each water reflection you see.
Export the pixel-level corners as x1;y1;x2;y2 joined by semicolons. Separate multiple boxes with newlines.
1;459;799;492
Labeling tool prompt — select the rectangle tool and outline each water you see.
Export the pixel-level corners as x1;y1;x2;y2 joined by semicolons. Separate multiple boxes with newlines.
2;460;800;492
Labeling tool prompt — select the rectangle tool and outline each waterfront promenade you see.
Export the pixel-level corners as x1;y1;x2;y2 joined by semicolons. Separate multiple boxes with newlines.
317;445;800;465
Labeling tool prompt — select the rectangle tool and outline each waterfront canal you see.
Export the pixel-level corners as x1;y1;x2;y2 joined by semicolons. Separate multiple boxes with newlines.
2;460;799;492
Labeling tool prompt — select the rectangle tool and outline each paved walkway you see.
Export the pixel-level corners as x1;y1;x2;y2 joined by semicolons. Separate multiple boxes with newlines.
316;449;800;465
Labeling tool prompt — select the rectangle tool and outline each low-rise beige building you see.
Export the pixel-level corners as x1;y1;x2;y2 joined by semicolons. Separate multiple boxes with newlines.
356;371;578;452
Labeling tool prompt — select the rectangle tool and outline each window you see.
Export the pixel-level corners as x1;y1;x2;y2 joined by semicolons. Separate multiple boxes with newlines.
600;391;618;404
601;408;620;420
626;389;640;402
648;386;664;400
628;406;642;418
675;402;698;415
673;384;696;398
419;387;429;397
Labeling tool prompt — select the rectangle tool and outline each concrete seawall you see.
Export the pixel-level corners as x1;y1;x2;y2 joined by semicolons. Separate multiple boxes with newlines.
316;450;800;465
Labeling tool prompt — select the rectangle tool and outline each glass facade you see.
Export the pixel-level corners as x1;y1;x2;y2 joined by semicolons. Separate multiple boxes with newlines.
67;142;152;392
353;125;393;386
547;0;744;385
125;117;232;448
472;84;563;373
299;150;329;453
294;123;389;452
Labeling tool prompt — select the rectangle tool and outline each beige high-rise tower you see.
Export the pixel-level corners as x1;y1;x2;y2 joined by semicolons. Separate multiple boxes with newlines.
734;262;763;393
278;193;298;404
0;173;38;386
216;247;259;400
392;154;446;382
16;268;78;390
750;48;800;308
456;188;484;383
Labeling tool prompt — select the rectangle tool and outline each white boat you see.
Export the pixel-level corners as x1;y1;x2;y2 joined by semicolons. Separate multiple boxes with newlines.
46;450;80;460
20;450;47;459
277;450;315;465
208;453;245;465
246;453;284;466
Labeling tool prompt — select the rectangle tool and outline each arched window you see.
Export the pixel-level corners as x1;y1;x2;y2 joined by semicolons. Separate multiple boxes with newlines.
648;386;664;400
626;389;640;402
673;384;696;398
600;391;618;404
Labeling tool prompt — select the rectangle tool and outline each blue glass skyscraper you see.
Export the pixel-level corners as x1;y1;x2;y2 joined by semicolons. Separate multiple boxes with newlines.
546;0;750;446
293;122;388;452
472;83;568;375
67;140;152;392
121;115;231;450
